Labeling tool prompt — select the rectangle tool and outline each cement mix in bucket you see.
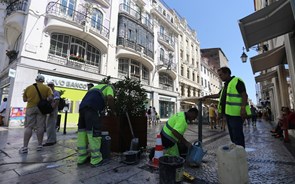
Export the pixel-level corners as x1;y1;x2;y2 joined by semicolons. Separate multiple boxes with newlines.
245;147;256;152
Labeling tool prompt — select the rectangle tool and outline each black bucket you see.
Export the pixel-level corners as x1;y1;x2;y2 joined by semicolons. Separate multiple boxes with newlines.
159;156;185;184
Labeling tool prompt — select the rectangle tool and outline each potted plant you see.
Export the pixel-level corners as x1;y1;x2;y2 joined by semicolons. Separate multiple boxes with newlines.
101;76;148;152
69;54;85;62
6;50;18;61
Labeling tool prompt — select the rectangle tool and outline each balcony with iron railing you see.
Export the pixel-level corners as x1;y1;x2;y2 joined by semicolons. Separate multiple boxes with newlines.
150;3;178;33
117;37;154;59
157;33;175;51
118;72;149;85
119;3;153;32
47;54;100;74
158;57;176;72
4;0;28;32
6;0;28;17
46;2;109;39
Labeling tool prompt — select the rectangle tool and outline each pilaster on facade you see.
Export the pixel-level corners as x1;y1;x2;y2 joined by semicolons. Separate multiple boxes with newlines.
175;9;202;110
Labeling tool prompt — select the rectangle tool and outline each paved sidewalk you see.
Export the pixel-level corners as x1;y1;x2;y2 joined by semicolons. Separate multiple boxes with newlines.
0;120;294;184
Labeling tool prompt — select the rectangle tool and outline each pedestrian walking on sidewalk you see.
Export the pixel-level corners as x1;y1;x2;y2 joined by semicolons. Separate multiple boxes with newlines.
250;105;258;126
200;67;251;148
0;97;7;126
20;74;53;153
43;82;60;146
77;83;115;167
280;107;295;143
209;103;217;129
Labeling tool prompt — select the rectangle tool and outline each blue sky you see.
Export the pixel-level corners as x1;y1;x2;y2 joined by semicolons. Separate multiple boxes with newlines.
164;0;258;103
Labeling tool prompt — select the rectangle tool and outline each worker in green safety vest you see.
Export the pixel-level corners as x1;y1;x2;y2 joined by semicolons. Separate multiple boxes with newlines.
201;67;251;148
160;108;199;156
77;83;115;167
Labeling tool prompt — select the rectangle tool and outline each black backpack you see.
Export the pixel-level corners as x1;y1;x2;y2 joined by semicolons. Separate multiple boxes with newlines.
58;98;66;111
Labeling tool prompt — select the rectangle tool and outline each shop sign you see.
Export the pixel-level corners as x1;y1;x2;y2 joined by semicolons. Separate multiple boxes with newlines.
159;95;176;102
42;74;89;90
9;68;16;78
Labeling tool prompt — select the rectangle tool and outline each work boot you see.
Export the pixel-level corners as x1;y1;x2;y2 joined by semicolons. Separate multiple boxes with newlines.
77;130;89;165
87;133;102;166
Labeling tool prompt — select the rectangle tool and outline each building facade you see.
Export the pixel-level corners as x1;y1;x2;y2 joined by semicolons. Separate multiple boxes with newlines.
239;0;295;120
176;14;202;111
0;0;224;126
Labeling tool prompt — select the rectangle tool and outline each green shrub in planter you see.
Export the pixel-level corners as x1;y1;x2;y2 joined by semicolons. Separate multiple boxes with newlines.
113;77;147;117
100;76;148;152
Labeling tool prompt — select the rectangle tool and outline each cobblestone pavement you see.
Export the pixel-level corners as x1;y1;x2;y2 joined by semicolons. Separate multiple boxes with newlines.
0;120;294;184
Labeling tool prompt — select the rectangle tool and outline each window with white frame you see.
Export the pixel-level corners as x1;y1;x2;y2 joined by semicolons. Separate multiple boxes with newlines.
187;68;190;79
118;58;149;82
60;0;76;17
91;9;103;30
160;48;164;61
118;58;129;75
160;25;164;36
49;33;101;67
159;73;173;87
142;66;149;81
131;60;140;78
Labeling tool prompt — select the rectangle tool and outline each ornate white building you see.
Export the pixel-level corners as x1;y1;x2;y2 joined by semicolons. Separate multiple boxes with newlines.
0;0;224;126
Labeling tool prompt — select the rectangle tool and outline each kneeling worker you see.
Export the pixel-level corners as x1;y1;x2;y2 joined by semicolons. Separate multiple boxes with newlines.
160;108;198;156
77;83;115;167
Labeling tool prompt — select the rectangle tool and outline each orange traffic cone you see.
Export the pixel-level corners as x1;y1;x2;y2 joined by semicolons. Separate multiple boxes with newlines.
152;134;164;168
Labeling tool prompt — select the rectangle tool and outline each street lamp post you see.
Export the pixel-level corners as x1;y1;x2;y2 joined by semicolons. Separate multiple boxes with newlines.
240;47;248;63
63;101;69;135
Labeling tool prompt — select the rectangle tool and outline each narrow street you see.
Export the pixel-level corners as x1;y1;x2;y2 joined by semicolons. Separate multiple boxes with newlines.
0;120;294;184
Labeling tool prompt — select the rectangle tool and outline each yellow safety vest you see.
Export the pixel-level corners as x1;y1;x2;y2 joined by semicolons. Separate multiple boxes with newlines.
218;77;251;116
162;112;187;143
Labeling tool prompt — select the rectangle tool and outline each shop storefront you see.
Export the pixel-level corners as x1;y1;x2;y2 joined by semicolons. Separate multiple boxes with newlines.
43;74;91;127
159;95;176;119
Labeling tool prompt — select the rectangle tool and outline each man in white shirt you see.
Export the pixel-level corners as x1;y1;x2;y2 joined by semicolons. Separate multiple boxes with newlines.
0;98;7;126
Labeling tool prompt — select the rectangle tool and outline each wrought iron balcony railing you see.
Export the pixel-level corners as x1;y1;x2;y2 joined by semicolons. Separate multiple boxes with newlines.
47;54;100;74
158;33;175;48
158;57;176;71
6;0;28;17
117;37;154;59
46;2;109;39
119;3;153;31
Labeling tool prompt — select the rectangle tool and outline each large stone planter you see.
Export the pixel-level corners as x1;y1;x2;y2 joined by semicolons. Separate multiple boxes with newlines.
102;116;147;152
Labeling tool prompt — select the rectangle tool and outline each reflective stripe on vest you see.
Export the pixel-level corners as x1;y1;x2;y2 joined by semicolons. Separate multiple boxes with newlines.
161;122;177;143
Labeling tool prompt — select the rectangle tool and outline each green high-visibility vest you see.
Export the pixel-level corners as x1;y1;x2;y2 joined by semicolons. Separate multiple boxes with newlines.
218;77;251;116
162;112;187;143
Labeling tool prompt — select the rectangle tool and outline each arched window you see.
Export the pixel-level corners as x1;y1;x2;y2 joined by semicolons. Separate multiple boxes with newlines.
70;37;86;59
91;9;103;31
49;33;101;67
